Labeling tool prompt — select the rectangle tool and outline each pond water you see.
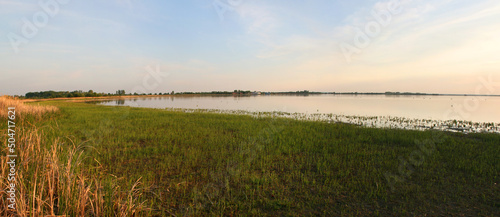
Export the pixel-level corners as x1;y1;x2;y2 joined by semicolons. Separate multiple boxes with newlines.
95;94;500;133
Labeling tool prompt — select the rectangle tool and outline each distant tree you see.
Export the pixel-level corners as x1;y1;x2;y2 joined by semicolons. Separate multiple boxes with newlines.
116;90;125;95
85;90;95;97
71;91;84;97
171;91;175;95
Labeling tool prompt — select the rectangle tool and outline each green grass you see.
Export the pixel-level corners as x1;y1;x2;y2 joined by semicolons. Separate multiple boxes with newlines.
32;101;500;216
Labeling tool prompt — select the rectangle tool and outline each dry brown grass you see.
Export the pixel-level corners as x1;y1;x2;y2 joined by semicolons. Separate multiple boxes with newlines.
0;96;150;216
0;96;59;120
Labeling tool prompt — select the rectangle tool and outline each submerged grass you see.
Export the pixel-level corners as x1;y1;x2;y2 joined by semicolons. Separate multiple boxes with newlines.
2;97;499;216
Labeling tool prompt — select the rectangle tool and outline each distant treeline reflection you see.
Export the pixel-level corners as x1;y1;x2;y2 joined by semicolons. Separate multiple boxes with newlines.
24;89;491;99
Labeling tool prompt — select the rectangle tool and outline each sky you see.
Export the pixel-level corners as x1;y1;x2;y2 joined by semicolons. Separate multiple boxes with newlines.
1;0;500;95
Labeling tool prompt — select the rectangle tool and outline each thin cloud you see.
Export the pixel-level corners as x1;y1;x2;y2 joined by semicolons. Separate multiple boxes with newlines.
60;10;130;36
235;2;279;41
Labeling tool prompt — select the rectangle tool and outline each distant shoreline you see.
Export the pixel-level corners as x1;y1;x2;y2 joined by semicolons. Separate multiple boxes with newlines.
323;92;500;97
20;92;500;102
21;95;173;102
272;92;500;97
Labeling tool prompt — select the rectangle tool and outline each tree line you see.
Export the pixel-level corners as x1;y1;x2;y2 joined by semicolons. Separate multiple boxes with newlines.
24;90;127;99
24;90;182;99
23;89;324;99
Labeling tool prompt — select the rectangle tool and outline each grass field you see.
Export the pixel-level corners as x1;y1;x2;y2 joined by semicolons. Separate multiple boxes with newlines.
2;98;499;216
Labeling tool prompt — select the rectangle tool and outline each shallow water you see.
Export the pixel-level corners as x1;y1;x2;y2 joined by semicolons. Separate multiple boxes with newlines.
95;94;500;133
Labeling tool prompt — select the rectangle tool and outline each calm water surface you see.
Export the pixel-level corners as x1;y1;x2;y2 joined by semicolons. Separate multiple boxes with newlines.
98;95;500;123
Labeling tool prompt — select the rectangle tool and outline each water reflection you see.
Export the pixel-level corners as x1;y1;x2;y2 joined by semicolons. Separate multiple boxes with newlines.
89;95;500;133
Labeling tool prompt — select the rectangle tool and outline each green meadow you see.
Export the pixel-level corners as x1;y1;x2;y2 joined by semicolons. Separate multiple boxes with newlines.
6;100;500;216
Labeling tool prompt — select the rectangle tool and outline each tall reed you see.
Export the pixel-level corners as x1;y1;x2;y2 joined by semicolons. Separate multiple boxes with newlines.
0;96;59;120
0;96;150;216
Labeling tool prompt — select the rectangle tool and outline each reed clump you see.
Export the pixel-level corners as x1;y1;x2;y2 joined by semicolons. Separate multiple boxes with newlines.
0;96;150;216
0;96;59;120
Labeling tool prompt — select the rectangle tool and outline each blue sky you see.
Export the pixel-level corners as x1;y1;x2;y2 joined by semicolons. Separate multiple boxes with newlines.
1;0;500;95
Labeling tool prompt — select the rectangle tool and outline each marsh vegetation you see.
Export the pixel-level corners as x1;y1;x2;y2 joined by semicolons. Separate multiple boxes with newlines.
1;97;499;216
